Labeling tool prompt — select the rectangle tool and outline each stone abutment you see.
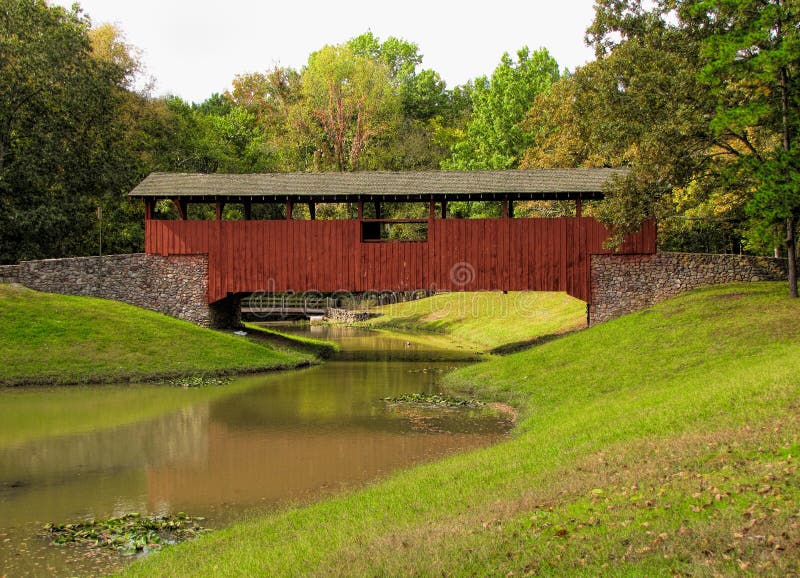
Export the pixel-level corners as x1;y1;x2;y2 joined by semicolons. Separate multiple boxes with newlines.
589;252;788;324
14;253;239;328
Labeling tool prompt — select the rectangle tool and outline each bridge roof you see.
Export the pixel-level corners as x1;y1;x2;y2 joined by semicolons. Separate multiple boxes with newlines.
129;169;628;202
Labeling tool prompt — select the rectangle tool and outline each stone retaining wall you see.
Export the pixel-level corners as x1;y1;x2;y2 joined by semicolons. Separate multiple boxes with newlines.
590;252;788;324
0;264;19;284
16;254;234;327
323;307;376;323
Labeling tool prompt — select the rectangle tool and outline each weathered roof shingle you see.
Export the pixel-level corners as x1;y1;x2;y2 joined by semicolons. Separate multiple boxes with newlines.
129;169;628;201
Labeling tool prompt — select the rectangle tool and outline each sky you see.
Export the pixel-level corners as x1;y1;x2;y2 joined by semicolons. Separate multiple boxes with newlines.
53;0;598;104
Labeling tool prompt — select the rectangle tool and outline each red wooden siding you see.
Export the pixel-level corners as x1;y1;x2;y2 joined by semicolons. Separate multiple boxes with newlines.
145;217;656;304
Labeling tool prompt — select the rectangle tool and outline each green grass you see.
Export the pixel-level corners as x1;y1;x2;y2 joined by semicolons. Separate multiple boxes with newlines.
361;291;586;351
0;284;314;386
125;282;800;577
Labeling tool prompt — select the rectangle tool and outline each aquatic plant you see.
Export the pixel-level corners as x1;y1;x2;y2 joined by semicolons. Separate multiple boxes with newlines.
44;513;211;556
383;392;485;408
167;375;233;388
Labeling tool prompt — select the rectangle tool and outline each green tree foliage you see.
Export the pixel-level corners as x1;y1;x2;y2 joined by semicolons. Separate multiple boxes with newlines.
0;0;134;262
135;94;279;175
574;0;799;294
520;74;620;170
682;0;800;295
88;22;141;85
346;33;470;171
289;44;401;171
443;48;560;170
228;67;302;170
347;32;422;83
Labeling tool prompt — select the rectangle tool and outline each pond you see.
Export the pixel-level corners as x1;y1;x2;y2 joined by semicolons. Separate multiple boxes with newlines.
0;326;510;576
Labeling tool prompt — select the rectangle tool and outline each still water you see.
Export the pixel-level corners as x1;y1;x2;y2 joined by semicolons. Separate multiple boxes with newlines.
0;326;509;576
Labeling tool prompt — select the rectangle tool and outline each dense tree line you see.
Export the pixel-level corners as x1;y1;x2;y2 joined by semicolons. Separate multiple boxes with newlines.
1;0;797;294
527;0;799;295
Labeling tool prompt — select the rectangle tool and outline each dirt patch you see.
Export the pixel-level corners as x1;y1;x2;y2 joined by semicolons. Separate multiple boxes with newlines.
488;402;518;423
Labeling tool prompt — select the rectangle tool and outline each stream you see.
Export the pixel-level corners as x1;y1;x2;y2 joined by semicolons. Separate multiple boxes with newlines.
0;325;510;576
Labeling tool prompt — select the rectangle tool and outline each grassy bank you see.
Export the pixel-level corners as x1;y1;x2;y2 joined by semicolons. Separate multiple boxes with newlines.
243;323;340;358
362;291;586;351
126;282;800;576
0;285;315;386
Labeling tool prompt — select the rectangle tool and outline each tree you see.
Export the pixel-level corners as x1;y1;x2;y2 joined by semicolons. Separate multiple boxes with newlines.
682;0;800;295
0;0;134;262
580;0;799;295
290;44;400;172
228;67;302;170
347;31;422;84
578;13;721;239
442;47;560;170
520;75;616;170
345;33;469;171
88;22;141;86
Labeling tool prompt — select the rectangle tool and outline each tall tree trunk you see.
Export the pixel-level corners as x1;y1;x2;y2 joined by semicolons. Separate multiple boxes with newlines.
779;60;797;297
788;214;798;298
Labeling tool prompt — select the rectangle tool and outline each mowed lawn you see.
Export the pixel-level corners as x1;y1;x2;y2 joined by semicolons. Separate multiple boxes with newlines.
126;282;800;577
0;284;311;386
363;291;587;351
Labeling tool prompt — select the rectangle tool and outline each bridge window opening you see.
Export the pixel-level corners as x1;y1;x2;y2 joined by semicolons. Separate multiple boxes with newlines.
361;201;430;242
220;203;245;220
362;201;429;220
361;220;428;242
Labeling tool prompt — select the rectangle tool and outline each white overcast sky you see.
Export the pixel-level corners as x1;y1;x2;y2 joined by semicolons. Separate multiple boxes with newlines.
53;0;598;104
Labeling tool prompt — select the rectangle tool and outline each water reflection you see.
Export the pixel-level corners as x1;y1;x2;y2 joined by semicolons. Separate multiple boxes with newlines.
274;323;482;361
0;327;508;576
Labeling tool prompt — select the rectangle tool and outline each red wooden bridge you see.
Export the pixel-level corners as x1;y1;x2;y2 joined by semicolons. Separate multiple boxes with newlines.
131;170;656;306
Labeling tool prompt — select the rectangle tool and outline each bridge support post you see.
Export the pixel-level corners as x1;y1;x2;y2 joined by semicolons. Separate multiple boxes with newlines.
502;199;513;218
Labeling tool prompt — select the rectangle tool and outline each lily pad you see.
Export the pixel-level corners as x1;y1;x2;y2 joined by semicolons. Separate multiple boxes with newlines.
44;512;211;556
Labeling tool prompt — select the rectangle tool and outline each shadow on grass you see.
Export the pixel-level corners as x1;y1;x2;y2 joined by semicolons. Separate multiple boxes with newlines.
488;327;586;355
244;325;338;359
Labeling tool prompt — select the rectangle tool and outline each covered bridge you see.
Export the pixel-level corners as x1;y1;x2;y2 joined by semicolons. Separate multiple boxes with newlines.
130;169;656;307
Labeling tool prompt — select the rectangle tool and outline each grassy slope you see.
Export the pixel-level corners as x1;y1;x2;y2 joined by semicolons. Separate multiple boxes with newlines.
0;285;313;386
362;291;586;351
127;282;800;577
